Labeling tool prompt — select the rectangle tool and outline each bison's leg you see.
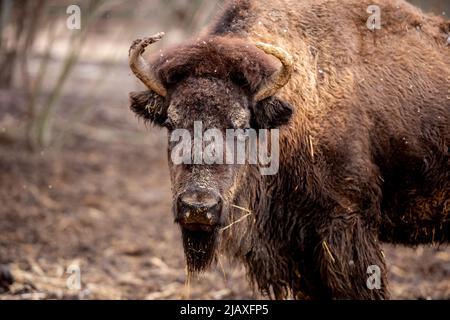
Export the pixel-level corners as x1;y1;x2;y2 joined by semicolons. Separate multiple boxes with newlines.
312;214;389;299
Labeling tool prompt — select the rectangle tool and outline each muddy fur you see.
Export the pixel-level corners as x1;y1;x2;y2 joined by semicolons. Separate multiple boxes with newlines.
129;0;450;299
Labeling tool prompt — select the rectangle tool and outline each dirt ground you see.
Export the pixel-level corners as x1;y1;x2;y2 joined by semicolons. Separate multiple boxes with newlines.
0;5;450;299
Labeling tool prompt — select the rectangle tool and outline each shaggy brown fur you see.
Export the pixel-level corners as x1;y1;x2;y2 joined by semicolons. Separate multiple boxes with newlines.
129;0;450;299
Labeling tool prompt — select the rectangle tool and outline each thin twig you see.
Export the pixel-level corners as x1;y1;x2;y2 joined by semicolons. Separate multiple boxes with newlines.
217;254;227;283
183;266;191;299
230;204;252;213
322;241;335;264
309;135;314;160
220;205;252;232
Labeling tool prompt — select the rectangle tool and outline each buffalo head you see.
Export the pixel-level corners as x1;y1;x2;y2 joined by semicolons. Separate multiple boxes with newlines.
128;33;293;273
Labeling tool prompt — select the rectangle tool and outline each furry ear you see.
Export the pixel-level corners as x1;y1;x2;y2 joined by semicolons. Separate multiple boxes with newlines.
129;90;167;126
251;96;293;129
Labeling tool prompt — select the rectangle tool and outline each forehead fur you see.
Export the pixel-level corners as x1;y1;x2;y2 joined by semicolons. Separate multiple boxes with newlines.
152;36;277;93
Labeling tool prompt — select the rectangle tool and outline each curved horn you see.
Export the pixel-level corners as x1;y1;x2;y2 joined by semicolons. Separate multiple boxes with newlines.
129;32;167;97
254;42;293;102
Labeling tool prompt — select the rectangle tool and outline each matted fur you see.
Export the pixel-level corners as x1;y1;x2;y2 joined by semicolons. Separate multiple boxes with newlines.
130;0;450;299
152;36;278;94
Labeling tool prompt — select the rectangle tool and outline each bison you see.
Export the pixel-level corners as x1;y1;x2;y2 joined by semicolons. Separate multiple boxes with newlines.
128;0;450;299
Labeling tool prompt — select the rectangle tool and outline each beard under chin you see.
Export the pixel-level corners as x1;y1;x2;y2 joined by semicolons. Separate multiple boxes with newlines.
181;228;218;274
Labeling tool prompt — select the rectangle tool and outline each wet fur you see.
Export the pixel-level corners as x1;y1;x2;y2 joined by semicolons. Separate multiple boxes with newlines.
130;0;450;299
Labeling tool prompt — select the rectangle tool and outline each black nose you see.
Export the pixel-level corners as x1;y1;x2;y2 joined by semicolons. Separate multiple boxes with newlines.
177;189;222;227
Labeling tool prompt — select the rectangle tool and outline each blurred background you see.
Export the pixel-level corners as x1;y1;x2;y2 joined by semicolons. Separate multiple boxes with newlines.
0;0;449;299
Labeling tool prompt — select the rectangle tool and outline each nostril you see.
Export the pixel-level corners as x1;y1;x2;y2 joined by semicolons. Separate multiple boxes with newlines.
178;189;222;224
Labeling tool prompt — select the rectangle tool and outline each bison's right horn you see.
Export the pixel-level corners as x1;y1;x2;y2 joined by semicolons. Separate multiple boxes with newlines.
254;42;293;102
129;32;167;97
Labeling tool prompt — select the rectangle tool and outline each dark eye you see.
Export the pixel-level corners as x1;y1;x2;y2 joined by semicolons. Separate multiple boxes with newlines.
162;119;174;130
231;71;248;87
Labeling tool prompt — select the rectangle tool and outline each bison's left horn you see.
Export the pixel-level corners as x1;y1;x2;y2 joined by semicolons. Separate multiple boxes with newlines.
129;32;167;97
254;42;293;102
